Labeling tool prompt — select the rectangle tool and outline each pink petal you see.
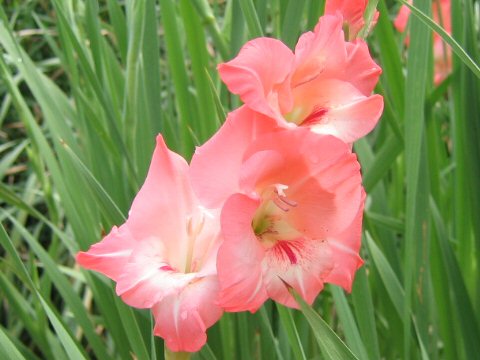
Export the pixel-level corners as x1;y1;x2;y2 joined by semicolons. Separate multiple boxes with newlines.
126;135;195;267
286;158;362;239
217;193;268;312
291;78;383;142
310;94;384;143
292;15;347;87
187;208;223;278
76;225;136;282
433;44;451;85
344;40;382;96
218;38;295;118
394;4;411;33
238;149;285;195
262;237;333;308
153;276;223;352
324;0;367;39
324;190;365;292
432;1;451;84
241;129;364;238
190;106;279;209
435;0;451;34
116;238;197;308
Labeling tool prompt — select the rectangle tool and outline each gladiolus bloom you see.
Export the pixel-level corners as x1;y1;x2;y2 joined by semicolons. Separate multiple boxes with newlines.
324;0;379;40
77;135;223;353
190;111;364;312
218;14;383;144
394;0;452;84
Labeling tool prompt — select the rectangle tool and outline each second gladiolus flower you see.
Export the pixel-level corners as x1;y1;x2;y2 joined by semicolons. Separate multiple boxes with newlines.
218;14;383;143
191;110;365;312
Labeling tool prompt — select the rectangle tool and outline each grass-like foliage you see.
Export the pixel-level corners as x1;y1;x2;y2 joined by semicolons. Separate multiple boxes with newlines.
0;0;479;359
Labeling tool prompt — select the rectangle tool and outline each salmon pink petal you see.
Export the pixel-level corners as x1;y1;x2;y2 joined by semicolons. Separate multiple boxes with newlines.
310;94;384;143
217;194;268;312
291;78;383;142
190;106;279;208
344;40;382;96
324;0;367;39
292;15;346;87
76;225;136;282
218;38;295;118
394;4;411;32
242;129;364;238
433;50;451;85
262;238;333;308
153;276;223;353
435;0;451;33
324;191;365;292
187;208;223;278
126;135;195;259
238;150;285;194
116;238;197;308
432;1;451;84
286;168;361;239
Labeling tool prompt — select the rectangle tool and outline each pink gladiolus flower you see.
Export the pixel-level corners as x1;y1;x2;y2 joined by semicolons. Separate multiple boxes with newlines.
77;135;223;353
218;14;383;144
324;0;379;40
394;0;452;84
190;110;364;311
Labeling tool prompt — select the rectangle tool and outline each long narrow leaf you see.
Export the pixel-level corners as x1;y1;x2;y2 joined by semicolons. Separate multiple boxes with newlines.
292;290;359;360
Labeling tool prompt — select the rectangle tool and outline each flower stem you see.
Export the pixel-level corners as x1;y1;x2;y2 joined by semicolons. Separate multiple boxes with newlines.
164;348;191;360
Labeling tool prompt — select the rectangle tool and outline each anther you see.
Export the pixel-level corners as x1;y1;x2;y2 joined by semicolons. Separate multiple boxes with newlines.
187;213;205;238
278;196;297;208
273;197;291;212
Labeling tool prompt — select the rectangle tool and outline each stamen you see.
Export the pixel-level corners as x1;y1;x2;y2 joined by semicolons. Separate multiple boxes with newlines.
273;197;291;212
274;184;289;197
187;213;205;238
257;228;279;237
272;186;297;211
186;216;194;236
278;196;297;208
185;212;206;273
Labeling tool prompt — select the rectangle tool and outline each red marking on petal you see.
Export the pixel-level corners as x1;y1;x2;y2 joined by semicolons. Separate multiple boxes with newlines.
159;265;175;272
276;241;298;264
300;107;328;127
